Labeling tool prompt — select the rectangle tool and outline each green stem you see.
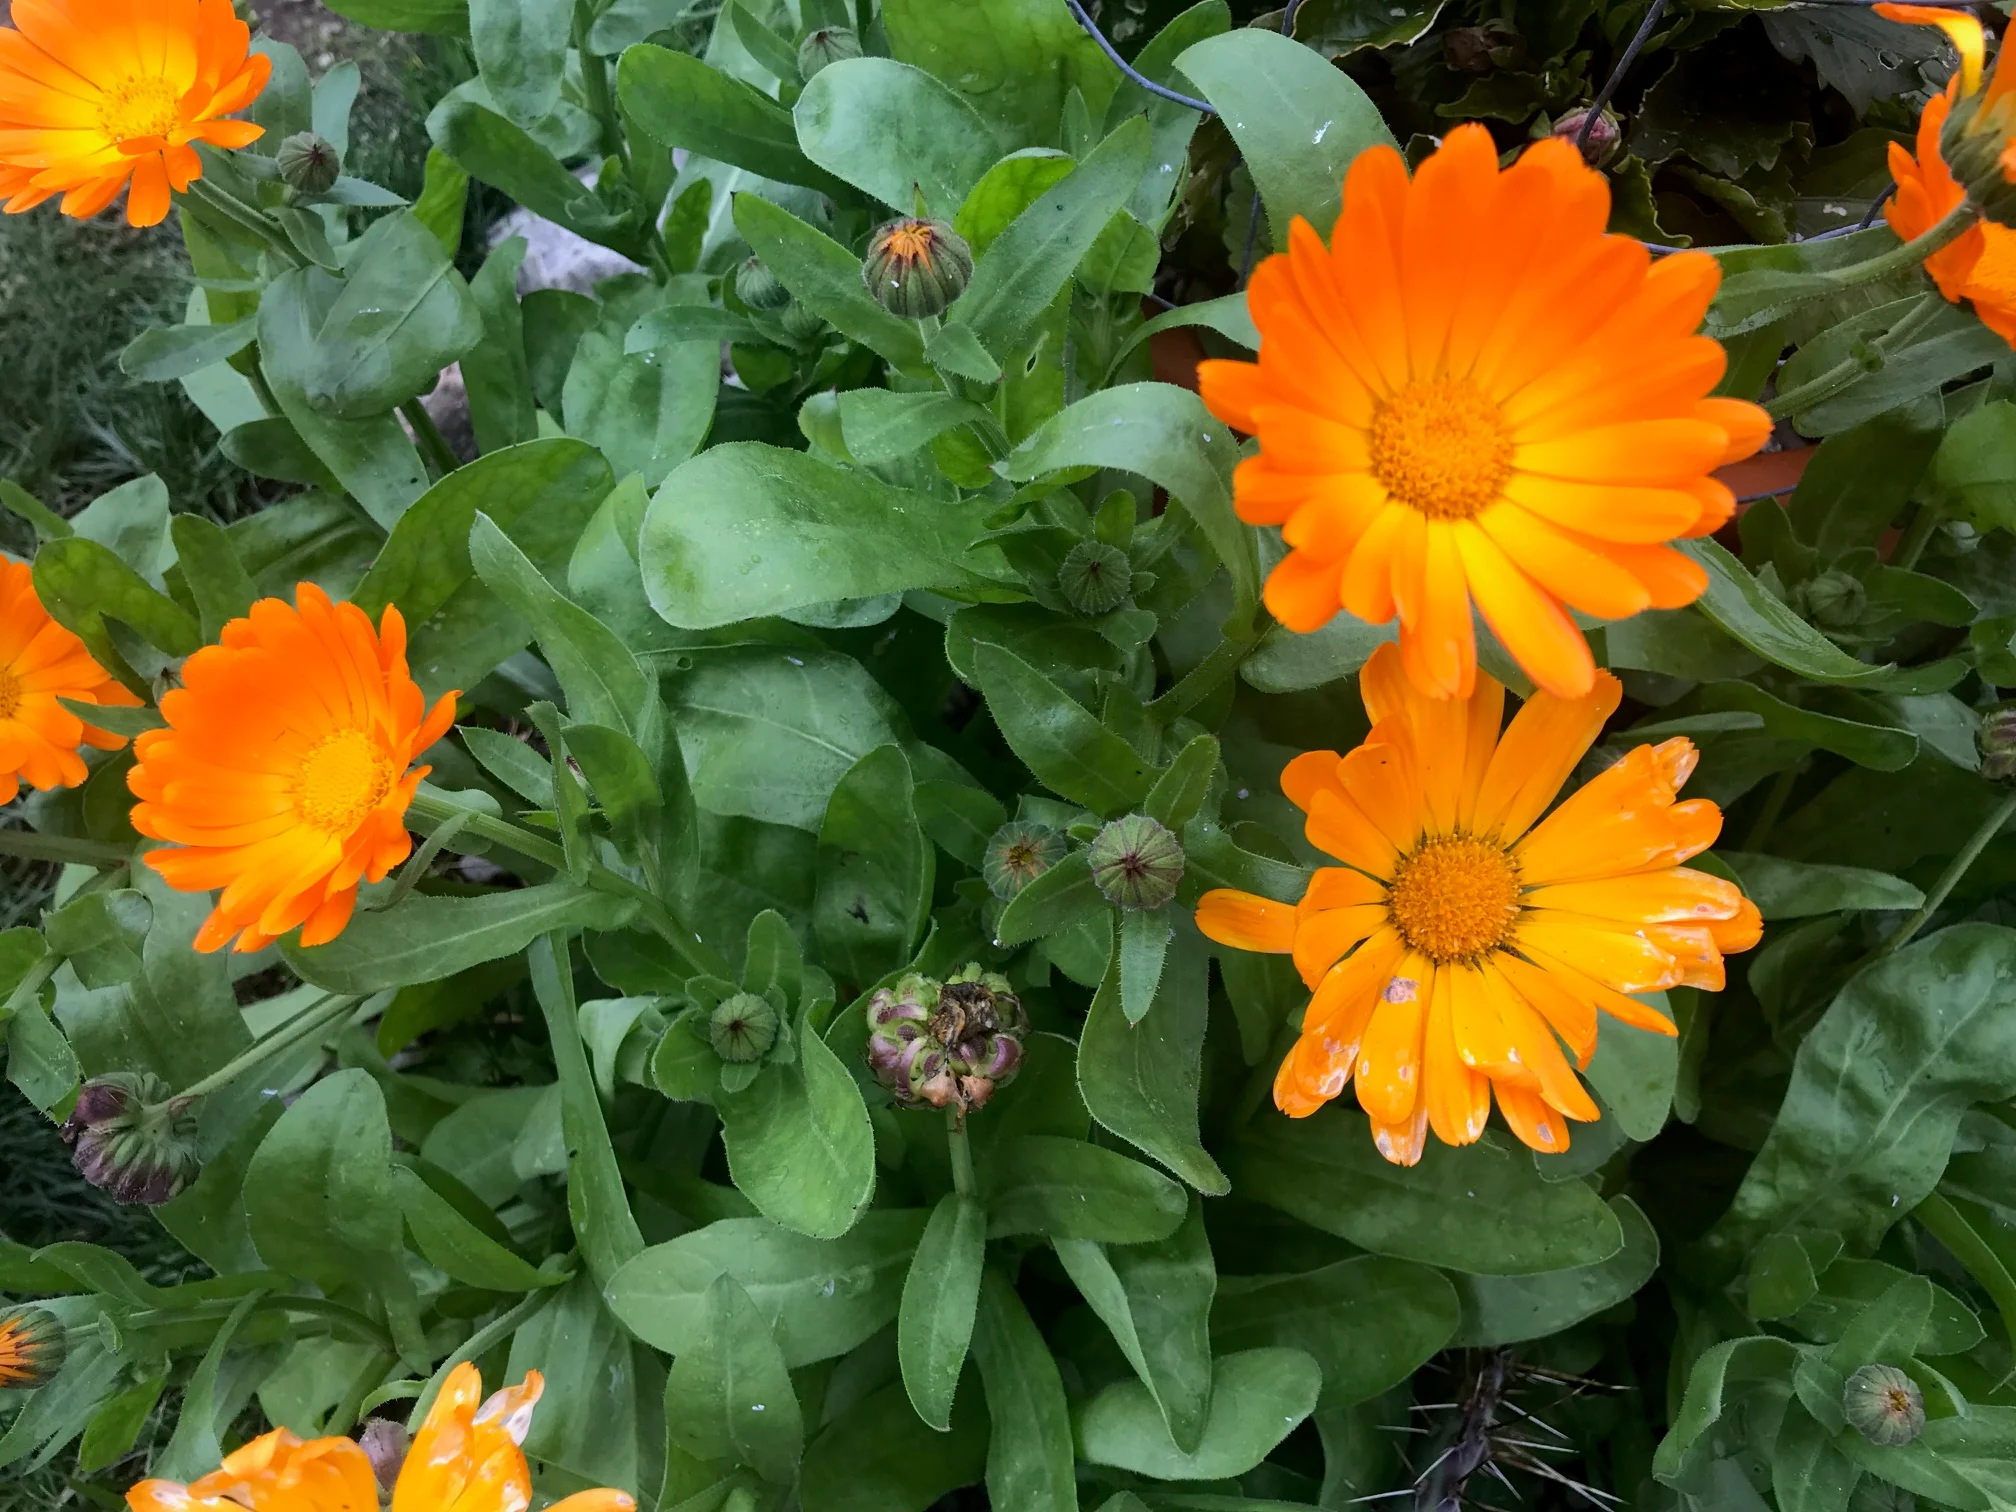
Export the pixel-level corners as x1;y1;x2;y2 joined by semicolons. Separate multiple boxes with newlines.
945;1108;977;1196
246;363;284;422
1914;1192;2016;1357
0;831;131;867
1893;499;1943;571
181;178;303;269
168;993;358;1103
1827;198;1978;291
0;954;59;1027
1875;788;2016;959
408;790;730;977
408;1288;553;1431
400;399;460;478
1766;292;1948;422
1151;629;1264;723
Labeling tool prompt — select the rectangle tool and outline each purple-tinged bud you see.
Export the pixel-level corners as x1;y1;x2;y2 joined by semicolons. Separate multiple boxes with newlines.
62;1071;200;1206
1551;109;1622;167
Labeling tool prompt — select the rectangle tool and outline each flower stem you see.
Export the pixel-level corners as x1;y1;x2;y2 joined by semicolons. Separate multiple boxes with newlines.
407;790;731;978
1892;499;1943;571
946;1107;977;1196
400;399;461;479
1766;291;1947;421
168;992;360;1104
1875;788;2016;959
1827;198;1977;291
0;831;132;867
181;178;304;269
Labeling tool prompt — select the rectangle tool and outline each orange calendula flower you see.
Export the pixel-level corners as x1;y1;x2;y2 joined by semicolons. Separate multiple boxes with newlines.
1879;5;2016;345
1199;123;1771;704
127;1364;636;1512
0;0;270;228
128;583;457;954
0;1304;66;1388
0;557;141;804
1195;642;1760;1166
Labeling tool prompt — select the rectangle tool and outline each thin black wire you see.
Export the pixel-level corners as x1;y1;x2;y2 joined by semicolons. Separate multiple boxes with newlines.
1577;0;1670;151
1061;0;1216;113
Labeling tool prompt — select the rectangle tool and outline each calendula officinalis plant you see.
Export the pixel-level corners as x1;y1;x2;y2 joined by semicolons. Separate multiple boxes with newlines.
10;0;2016;1507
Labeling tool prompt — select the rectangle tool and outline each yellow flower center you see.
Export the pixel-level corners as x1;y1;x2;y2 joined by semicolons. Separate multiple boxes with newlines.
1387;834;1521;963
0;666;22;721
97;76;184;146
294;730;397;834
1369;379;1514;521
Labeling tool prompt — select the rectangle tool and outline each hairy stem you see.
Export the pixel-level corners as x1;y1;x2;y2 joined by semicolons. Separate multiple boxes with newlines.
1875;788;2016;958
168;993;359;1103
946;1107;977;1196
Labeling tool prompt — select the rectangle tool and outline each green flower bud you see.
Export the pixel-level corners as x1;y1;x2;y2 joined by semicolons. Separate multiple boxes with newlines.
1844;1363;1924;1447
735;255;792;312
62;1072;200;1206
276;131;342;195
797;24;863;82
1981;702;2016;781
1795;570;1866;631
0;1305;66;1389
1088;813;1185;910
863;218;973;320
710;992;779;1063
1058;540;1133;615
779;301;828;345
982;820;1065;900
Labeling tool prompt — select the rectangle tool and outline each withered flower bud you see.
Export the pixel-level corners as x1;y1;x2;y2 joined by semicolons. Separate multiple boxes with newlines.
62;1071;200;1206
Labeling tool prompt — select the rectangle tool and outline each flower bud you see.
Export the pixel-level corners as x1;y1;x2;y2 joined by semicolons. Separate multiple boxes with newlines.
0;1305;66;1389
863;219;973;320
779;301;828;345
61;1071;200;1206
1088;813;1185;910
735;255;791;312
358;1418;409;1497
798;25;863;82
864;966;1026;1113
1981;702;2016;781
1551;108;1622;168
1942;90;2016;229
982;820;1065;900
1795;570;1866;631
1058;541;1133;614
710;992;779;1063
276;131;342;195
1844;1363;1924;1447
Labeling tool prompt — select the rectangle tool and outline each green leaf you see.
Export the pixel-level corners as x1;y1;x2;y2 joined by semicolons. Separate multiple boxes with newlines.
1651;1336;1800;1485
817;744;934;989
663;1272;804;1483
1828;1273;1932;1372
617;45;848;196
7;999;78;1113
1584;1007;1679;1143
899;1193;987;1431
716;1011;876;1238
1450;1196;1661;1346
838;389;999;465
1076;1346;1320;1481
1716;851;1924;919
606;1211;928;1366
1080;916;1229;1194
563;277;720;488
972;1270;1077;1512
626;305;763;351
1118;907;1173;1026
464;237;538;454
665;648;906;832
257;268;428;528
352;437;615;696
1680;680;1919;771
469;0;568;127
973;641;1153;816
119;316;256;384
995;849;1103;947
152;1291;263;1482
955;150;1077;256
999;384;1253;629
1777;297;2008;436
410;147;469;254
1232;1105;1624;1274
469;511;655;739
77;1372;166;1474
428;98;638;256
504;1274;648;1493
1771;1402;1861;1512
1054;1196;1216;1451
168;514;256;642
219;419;343;490
304;211;482;419
1174;28;1394;248
947;116;1150;359
641;443;998;629
882;0;1122;149
1145;733;1219;832
986;1134;1189;1243
1703;924;2016;1264
1212;1254;1458;1409
33;536;200;672
1678;538;1962;694
1929;399;2016;530
801;1380;987;1512
531;934;645;1285
794;57;1001;213
319;0;467;33
392;1163;562;1290
732;194;926;370
285;880;635;992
